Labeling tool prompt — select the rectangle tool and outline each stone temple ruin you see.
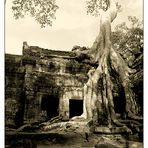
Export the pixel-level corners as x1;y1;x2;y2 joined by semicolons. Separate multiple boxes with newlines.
5;44;93;126
5;43;143;147
5;43;143;127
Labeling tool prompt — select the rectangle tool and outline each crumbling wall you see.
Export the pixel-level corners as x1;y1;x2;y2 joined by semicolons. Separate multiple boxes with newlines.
22;46;91;122
5;44;143;126
5;54;25;127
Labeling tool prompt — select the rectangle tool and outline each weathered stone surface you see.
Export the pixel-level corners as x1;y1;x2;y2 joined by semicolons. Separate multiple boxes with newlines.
5;46;92;126
5;44;143;132
117;45;143;115
5;54;25;127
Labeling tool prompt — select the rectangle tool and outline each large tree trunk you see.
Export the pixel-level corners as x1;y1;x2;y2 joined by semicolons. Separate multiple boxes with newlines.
74;0;141;128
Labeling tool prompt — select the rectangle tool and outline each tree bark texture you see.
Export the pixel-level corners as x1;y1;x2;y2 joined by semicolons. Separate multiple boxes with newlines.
75;0;141;127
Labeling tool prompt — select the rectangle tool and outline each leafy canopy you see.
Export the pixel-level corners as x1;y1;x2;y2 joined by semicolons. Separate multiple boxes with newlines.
86;0;122;16
12;0;59;27
112;16;143;66
11;0;121;27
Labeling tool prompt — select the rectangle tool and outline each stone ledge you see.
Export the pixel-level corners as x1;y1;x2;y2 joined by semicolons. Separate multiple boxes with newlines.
94;126;132;134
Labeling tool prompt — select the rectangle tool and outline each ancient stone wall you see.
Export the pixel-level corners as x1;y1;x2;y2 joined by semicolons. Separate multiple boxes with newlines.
22;46;91;122
5;44;143;126
5;46;92;125
5;54;25;126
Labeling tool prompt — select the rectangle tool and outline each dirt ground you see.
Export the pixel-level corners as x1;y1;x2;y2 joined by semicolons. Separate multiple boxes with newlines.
36;134;143;148
6;121;143;148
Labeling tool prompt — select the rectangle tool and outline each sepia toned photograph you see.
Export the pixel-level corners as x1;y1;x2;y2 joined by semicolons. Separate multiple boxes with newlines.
5;0;143;147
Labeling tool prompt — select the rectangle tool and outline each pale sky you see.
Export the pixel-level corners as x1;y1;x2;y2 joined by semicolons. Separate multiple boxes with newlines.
5;0;143;55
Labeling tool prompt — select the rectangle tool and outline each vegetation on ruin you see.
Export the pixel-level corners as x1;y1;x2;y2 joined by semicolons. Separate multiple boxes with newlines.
7;0;143;136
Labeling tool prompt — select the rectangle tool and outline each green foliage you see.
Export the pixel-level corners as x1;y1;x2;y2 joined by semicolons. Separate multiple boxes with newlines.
12;0;59;27
86;0;105;16
86;0;122;16
112;16;143;61
10;0;122;27
128;16;143;28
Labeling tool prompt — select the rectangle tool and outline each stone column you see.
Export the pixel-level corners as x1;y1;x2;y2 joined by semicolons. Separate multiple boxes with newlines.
23;65;37;123
60;93;69;121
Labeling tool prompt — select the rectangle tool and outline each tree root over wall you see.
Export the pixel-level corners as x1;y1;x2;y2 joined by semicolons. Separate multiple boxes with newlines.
72;0;142;134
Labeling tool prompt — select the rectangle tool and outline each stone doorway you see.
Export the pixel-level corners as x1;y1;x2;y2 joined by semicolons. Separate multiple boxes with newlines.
41;95;59;119
113;91;126;118
69;99;83;118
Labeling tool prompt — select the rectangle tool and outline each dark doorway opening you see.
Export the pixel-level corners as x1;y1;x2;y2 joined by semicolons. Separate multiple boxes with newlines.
113;89;126;118
69;99;83;118
41;95;59;119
